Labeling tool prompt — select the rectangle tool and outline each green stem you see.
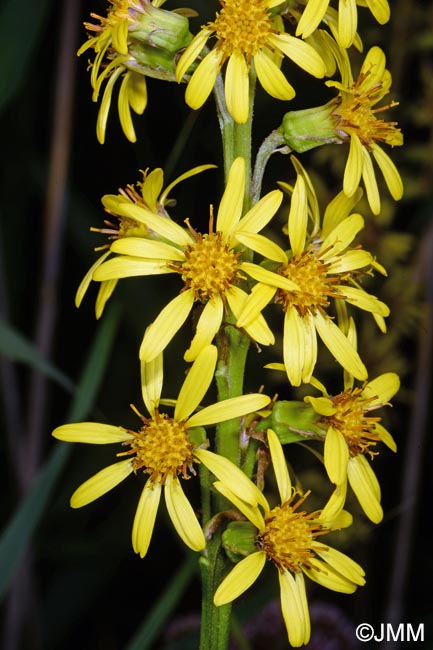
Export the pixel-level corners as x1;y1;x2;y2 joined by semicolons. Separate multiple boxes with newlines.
251;129;290;204
199;67;258;650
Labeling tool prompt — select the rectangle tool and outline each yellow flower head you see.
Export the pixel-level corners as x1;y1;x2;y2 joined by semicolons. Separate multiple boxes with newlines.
78;0;193;143
305;368;400;523
213;429;365;647
328;46;404;215
296;0;390;49
52;345;271;558
237;158;389;386
93;157;283;361
76;164;215;319
175;0;326;124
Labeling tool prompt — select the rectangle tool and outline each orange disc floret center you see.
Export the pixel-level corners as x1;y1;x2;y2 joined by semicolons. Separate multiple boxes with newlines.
275;251;339;316
257;494;325;572
181;232;241;301
209;0;272;58
124;413;195;483
328;390;382;458
332;72;402;150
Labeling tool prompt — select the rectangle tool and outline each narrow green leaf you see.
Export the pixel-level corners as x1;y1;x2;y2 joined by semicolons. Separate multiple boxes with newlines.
0;303;121;602
0;318;74;392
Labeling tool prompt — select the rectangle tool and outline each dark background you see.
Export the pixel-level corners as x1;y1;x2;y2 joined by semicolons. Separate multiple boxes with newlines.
1;1;432;648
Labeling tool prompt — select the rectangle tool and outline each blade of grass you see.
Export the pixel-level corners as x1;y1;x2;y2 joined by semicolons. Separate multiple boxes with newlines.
125;553;198;650
0;302;121;603
0;318;73;392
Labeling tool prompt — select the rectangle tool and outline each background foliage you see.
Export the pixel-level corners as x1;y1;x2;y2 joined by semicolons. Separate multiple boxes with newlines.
1;0;433;648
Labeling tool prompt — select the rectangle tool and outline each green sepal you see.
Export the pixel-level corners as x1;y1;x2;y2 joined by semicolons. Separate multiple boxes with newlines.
222;521;257;563
188;427;207;447
255;400;325;443
280;100;341;153
130;4;192;55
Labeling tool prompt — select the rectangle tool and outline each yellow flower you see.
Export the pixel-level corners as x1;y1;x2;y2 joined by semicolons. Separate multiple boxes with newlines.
78;0;193;143
76;164;215;319
52;345;271;557
305;368;399;523
93;157;283;361
296;0;390;48
237;158;389;386
175;0;326;124
213;429;365;648
327;46;403;215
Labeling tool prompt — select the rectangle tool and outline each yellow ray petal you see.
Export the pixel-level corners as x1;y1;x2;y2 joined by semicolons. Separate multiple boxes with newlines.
347;454;383;523
234;283;277;329
322;188;363;236
305;558;358;593
313;544;365;585
132;479;161;557
101;197;194;246
374;422;397;452
139;290;195;361
141;352;163;417
314;311;367;381
93;257;174;281
283;308;313;387
185;49;222;110
344;135;363;197
194;449;267;507
127;71;147;114
296;0;329;37
324;426;349;485
225;51;249;124
288;175;308;256
118;71;136;142
240;263;299;291
70;459;133;508
338;0;357;48
213;481;266;530
175;345;217;421
53;422;133;444
75;251;111;308
110;237;185;261
235;232;287;263
184;296;224;362
339;286;390;316
267;429;292;503
320;482;347;523
176;28;213;82
235;189;283;238
361;148;381;215
319;213;365;259
304;395;336;416
268;33;326;78
254;49;295;100
214;552;266;605
327;249;372;273
95;279;118;319
188;394;270;428
371;144;404;201
227;285;275;346
216;157;245;235
160;164;217;206
279;571;311;647
366;0;390;24
165;478;205;551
